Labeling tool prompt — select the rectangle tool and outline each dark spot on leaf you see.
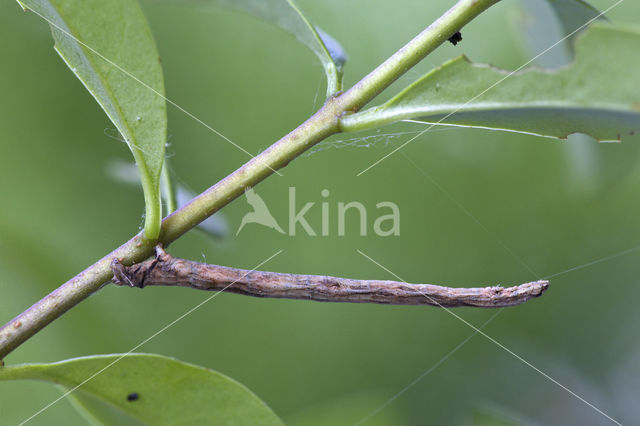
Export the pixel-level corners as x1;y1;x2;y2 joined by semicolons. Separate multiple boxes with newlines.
448;31;462;46
127;392;139;401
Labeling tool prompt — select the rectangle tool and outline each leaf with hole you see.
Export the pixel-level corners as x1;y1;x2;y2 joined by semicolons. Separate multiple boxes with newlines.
0;353;284;425
17;0;167;239
340;23;640;142
182;0;346;95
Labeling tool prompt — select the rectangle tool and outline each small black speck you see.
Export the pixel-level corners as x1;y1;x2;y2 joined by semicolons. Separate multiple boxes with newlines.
127;392;139;401
448;31;462;46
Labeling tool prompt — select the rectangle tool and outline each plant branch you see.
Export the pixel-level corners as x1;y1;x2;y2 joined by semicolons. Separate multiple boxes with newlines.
0;0;502;360
112;247;549;308
338;0;501;113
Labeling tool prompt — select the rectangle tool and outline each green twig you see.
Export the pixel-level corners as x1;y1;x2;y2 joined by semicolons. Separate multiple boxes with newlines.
0;0;501;361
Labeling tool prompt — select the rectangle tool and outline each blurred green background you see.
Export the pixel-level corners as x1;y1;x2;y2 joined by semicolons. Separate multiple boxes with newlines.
1;0;639;424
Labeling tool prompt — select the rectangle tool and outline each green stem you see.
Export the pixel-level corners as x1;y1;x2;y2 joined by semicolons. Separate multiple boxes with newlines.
338;0;500;114
141;173;162;240
160;162;178;215
0;0;501;361
324;61;341;97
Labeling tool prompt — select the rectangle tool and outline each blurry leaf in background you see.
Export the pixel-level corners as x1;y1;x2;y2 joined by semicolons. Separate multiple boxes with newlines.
107;159;229;238
463;403;538;426
0;354;284;425
519;0;606;68
544;0;605;39
285;391;408;426
341;23;640;142
177;0;347;95
17;0;167;239
174;183;230;238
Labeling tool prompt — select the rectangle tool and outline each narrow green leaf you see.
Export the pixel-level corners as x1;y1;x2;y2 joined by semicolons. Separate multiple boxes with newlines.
0;353;284;425
340;23;640;142
17;0;167;239
185;0;346;95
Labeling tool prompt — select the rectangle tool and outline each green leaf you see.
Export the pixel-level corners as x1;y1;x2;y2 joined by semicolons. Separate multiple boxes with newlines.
340;23;640;142
0;353;284;425
519;0;606;67
64;388;145;426
17;0;167;239
186;0;346;96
